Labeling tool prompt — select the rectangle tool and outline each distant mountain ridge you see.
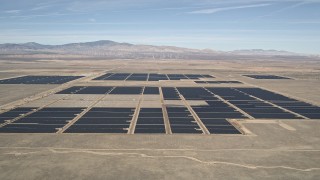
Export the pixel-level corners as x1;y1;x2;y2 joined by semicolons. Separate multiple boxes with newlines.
0;40;316;60
0;40;129;50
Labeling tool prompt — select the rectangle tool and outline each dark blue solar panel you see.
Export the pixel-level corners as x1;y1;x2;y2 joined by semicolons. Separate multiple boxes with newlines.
143;87;159;94
110;87;143;94
162;87;180;100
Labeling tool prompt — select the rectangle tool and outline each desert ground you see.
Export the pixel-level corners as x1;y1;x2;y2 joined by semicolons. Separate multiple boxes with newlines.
0;58;320;179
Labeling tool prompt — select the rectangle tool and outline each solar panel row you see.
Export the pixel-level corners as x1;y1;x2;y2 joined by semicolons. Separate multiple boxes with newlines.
93;73;215;81
243;75;291;79
56;86;156;95
0;76;84;84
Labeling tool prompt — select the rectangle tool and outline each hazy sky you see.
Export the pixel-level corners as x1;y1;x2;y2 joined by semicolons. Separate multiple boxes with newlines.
0;0;319;54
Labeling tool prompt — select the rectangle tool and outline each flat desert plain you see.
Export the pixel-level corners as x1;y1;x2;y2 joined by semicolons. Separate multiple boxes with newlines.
0;58;320;180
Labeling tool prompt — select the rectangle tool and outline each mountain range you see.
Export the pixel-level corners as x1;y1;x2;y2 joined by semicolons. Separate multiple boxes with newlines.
0;40;317;60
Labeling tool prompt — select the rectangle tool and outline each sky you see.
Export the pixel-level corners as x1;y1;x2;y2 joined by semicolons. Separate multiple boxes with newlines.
0;0;320;54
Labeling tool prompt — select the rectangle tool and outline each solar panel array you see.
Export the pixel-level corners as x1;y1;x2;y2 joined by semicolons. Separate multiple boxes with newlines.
65;108;134;133
237;88;320;119
192;103;243;134
0;108;83;133
1;85;319;134
55;86;320;120
0;76;84;84
167;107;202;133
93;73;215;81
176;87;245;134
176;87;216;100
243;75;291;79
135;108;165;133
207;88;300;119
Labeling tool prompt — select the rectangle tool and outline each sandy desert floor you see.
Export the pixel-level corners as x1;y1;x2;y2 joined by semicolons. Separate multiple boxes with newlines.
0;59;319;179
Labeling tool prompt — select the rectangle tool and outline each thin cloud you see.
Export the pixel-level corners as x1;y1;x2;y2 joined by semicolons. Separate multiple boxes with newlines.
30;5;52;11
258;1;312;18
5;12;88;19
188;3;271;14
287;20;320;24
4;10;21;14
89;18;96;22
